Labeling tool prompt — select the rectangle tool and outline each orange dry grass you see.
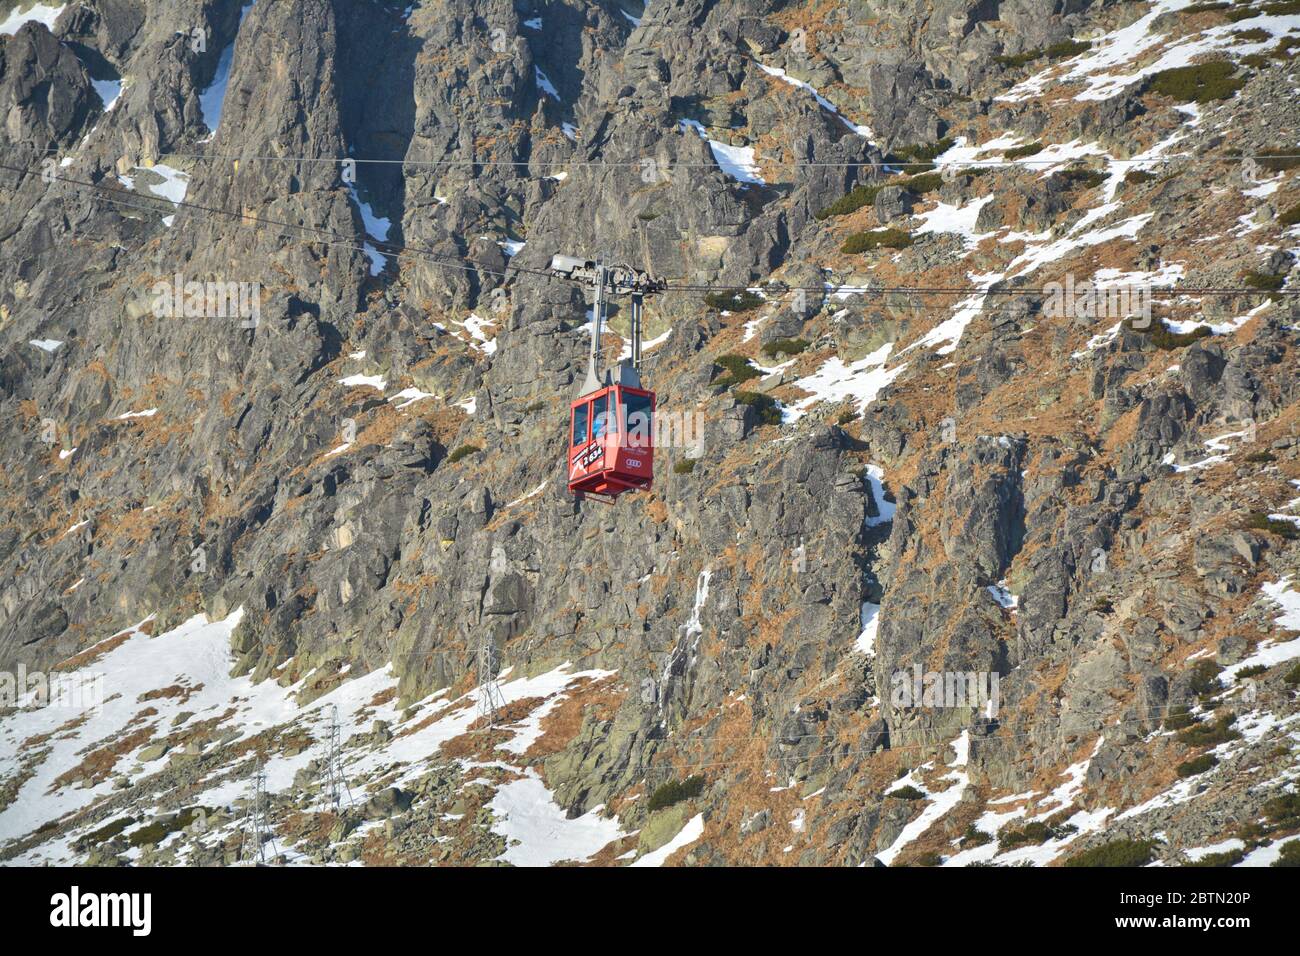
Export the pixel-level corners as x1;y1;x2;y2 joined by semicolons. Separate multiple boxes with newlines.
50;725;154;791
53;629;136;672
526;676;625;763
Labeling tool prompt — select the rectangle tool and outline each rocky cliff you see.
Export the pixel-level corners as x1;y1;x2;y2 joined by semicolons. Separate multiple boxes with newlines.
0;0;1298;867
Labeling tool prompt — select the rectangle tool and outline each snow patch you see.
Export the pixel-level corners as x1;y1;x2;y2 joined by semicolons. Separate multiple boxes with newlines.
198;2;255;133
534;66;560;101
855;602;880;655
489;770;625;866
877;732;971;866
631;814;704;867
0;3;65;36
783;343;903;422
678;119;765;185
338;373;387;391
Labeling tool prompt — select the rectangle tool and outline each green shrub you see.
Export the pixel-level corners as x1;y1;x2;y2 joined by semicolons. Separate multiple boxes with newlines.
1148;60;1245;103
815;182;886;219
1127;319;1213;350
1000;819;1078;847
1281;203;1300;228
1262;0;1300;12
891;137;955;169
1184;1;1231;10
1245;512;1300;539
76;816;136;850
1263;793;1300;824
646;775;706;812
1177;753;1220;777
1236;664;1268;679
1186;847;1246;866
636;211;661;221
1233;27;1272;40
128;807;211;848
760;337;810;358
1000;821;1052;847
837;410;856;425
704;290;764;313
842;228;913;253
903;171;945;194
673;459;697;475
1243;450;1277;463
1124;169;1157;186
914;851;944;866
1005;142;1045;160
1055;167;1108;190
1284;662;1300;685
960;824;993;847
814;162;953;219
1273;35;1300;58
1188;660;1225;698
1238;819;1268;843
447;444;480;464
1241;52;1272;68
1152;323;1213;349
733;390;782;426
1241;271;1286;301
995;49;1042;68
1046;39;1092;58
889;785;926;800
713;353;761;388
1223;6;1262;21
1065;839;1157;867
1164;706;1198;731
1273;841;1300;867
1179;715;1239;747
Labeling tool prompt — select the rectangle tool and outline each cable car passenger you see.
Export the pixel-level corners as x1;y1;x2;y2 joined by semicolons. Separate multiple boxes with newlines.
592;394;609;440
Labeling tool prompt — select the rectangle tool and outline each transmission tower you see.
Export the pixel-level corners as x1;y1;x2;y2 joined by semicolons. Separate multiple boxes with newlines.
322;704;354;811
476;632;505;728
240;759;278;865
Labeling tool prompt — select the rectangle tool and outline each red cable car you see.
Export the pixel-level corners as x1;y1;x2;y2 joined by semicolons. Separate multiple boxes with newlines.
552;255;664;503
568;383;655;500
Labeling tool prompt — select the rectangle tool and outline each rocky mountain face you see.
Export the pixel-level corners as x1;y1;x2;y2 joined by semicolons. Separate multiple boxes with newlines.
0;0;1298;867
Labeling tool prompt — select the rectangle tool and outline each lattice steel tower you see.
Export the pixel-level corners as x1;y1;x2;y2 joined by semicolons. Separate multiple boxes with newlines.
322;704;354;810
476;632;505;727
240;759;278;865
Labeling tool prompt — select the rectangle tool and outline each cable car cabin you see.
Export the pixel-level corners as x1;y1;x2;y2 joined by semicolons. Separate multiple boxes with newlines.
568;384;655;501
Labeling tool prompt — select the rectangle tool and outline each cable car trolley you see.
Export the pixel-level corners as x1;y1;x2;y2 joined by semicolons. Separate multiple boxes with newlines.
550;254;665;503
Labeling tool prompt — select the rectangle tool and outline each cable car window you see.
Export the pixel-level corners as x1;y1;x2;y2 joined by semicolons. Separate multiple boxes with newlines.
572;402;589;446
592;394;609;439
605;392;620;433
622;392;653;449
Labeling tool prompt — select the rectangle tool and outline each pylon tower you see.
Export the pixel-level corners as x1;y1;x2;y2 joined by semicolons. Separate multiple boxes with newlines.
323;704;354;810
476;632;505;728
240;759;278;865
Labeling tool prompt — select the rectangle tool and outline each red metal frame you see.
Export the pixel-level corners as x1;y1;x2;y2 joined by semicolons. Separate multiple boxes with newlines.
567;384;655;501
